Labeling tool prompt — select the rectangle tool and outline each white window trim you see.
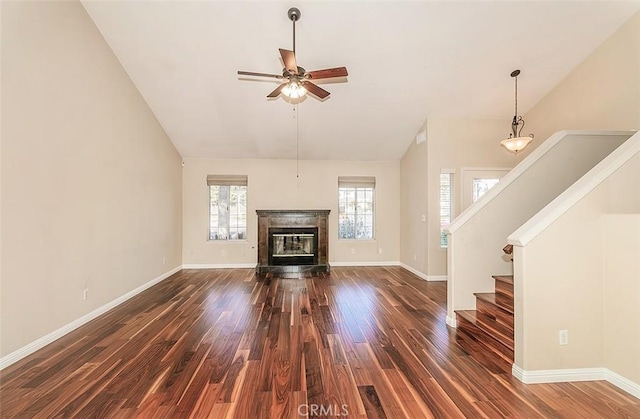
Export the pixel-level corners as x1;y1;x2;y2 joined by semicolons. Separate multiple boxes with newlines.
338;177;376;240
207;175;248;242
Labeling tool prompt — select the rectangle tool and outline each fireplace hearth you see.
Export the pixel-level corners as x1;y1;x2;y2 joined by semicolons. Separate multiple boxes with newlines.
256;210;330;274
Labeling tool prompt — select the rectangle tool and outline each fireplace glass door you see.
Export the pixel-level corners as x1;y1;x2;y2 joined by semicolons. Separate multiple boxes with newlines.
269;228;318;266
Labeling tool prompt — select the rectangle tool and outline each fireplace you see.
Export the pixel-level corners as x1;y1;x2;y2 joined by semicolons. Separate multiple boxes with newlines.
256;210;330;274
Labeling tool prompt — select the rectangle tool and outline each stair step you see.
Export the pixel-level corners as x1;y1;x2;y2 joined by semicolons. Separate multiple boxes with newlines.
493;275;514;285
475;292;514;315
463;309;513;348
456;310;514;364
493;275;514;299
456;313;514;366
454;327;512;375
475;293;514;334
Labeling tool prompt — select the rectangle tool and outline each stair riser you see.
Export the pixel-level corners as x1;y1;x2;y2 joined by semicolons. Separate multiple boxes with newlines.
474;315;514;348
476;299;514;334
495;281;513;300
456;310;514;349
457;316;514;364
454;329;512;374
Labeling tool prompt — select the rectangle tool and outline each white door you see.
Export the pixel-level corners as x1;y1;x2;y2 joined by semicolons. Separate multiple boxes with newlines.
461;168;510;212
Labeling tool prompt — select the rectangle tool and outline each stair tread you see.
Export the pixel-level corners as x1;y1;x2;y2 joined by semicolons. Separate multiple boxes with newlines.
455;311;514;364
474;292;514;314
456;310;514;348
492;275;514;285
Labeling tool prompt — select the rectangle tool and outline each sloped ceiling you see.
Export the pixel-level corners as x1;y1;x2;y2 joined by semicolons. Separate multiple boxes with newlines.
82;1;640;161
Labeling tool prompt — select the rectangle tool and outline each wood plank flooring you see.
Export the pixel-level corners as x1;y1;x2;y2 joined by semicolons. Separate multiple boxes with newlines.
1;267;639;418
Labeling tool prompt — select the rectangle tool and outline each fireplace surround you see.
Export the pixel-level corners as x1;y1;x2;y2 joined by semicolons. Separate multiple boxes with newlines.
256;210;330;274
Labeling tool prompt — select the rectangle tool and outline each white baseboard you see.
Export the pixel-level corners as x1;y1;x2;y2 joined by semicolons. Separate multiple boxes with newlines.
512;365;606;383
185;262;403;269
512;365;640;399
607;369;640;399
181;263;256;269
400;263;428;280
330;261;400;267
0;266;182;370
446;315;457;328
399;263;447;282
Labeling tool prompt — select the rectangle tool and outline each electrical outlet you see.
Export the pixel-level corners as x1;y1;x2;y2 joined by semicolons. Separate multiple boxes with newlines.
350;248;355;255
162;257;166;265
559;329;569;345
413;254;417;260
83;288;89;300
378;248;383;254
421;214;426;222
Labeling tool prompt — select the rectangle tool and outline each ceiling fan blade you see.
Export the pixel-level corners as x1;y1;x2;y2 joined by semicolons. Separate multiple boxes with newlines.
238;71;283;79
267;83;287;98
279;49;298;75
307;67;348;80
303;81;330;99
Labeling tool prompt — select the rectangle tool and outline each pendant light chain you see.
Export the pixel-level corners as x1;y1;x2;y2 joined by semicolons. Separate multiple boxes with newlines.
514;74;518;117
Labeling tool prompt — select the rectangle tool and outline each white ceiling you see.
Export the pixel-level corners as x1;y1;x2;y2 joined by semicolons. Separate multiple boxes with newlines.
81;1;640;161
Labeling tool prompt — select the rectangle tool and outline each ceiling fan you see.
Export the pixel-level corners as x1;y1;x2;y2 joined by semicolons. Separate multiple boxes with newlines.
237;7;348;100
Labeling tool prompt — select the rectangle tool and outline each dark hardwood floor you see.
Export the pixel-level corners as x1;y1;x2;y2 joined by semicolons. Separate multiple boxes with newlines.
1;267;639;418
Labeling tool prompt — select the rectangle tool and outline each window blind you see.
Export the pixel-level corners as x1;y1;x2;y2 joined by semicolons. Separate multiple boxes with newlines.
440;170;454;248
338;176;376;188
206;175;248;186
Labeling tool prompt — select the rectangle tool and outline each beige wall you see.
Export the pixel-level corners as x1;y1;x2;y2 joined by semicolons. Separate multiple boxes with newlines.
603;214;640;385
1;1;182;357
399;128;428;274
182;159;400;265
399;117;519;278
524;10;640;143
517;153;640;380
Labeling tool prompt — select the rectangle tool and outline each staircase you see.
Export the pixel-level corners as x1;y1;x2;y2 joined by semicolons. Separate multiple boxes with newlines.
455;275;514;373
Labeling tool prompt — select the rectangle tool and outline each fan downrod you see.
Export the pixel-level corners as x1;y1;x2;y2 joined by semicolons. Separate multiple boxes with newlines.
288;7;301;22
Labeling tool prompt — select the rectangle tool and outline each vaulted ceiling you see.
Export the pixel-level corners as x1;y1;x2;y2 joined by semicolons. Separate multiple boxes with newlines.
82;1;640;161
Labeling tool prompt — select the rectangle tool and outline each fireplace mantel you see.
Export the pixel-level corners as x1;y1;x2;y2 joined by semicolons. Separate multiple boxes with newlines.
256;210;330;274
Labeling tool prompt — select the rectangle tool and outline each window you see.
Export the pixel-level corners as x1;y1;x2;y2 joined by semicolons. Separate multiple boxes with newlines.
207;175;247;240
338;176;375;239
440;170;454;248
472;178;500;202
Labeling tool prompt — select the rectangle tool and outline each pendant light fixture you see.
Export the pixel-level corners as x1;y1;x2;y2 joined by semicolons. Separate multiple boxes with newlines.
501;69;533;153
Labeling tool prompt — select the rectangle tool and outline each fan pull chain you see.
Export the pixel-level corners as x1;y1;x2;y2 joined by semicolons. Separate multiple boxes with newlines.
295;104;300;178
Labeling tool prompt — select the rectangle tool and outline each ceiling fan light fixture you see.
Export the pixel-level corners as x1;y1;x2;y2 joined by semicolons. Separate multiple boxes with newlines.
282;80;307;99
237;7;347;100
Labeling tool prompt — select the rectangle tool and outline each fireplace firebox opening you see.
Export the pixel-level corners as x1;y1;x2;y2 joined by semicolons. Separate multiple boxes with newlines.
269;228;318;266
